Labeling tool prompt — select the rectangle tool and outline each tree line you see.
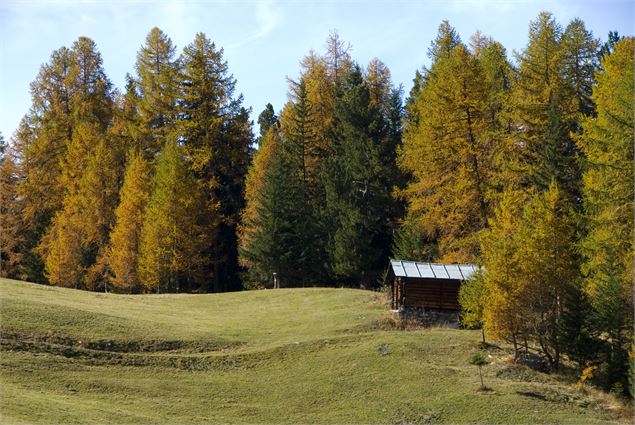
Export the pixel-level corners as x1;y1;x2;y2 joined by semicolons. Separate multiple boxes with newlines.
0;29;251;293
0;12;632;395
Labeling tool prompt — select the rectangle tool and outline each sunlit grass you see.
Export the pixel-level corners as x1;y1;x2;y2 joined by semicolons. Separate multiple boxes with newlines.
0;278;630;424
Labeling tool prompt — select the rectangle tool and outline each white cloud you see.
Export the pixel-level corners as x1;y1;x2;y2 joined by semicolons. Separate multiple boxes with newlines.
228;0;282;48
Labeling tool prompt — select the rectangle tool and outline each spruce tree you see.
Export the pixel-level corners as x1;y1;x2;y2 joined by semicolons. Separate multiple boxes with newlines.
238;129;281;270
240;138;311;288
178;32;252;292
561;19;599;118
323;65;392;285
256;103;277;143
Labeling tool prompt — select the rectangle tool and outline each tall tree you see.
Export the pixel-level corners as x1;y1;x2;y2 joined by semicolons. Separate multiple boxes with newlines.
105;151;151;292
138;140;204;293
561;19;599;118
0;135;26;279
577;37;634;391
134;27;180;156
510;12;580;199
16;47;75;282
515;183;579;368
323;65;392;285
238;134;311;288
238;129;281;270
399;44;499;262
37;37;116;288
178;32;252;292
481;190;528;358
256;103;277;143
324;31;353;87
40;124;118;289
428;20;462;62
597;31;622;61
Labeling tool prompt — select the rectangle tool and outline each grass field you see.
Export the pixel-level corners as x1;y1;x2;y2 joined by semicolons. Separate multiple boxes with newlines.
0;278;631;424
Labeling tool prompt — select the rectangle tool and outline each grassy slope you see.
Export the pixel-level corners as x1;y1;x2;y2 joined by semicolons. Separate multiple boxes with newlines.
0;278;629;424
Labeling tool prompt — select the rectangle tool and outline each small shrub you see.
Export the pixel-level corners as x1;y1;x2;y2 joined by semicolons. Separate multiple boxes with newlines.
470;352;490;389
576;365;597;391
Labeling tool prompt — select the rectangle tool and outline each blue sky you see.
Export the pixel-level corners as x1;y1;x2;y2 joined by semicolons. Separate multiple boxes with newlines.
1;0;633;139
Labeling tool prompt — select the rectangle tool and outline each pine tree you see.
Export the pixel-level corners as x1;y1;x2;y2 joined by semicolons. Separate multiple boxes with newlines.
577;37;634;391
138;140;204;293
105;151;151;292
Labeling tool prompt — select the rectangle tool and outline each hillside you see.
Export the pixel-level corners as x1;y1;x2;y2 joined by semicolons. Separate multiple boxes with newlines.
0;278;630;424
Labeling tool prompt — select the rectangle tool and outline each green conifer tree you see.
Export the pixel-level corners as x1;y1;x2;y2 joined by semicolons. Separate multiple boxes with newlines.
138;140;204;293
256;103;277;143
178;32;252;292
323;65;392;285
240;138;310;288
561;19;599;118
238;128;280;270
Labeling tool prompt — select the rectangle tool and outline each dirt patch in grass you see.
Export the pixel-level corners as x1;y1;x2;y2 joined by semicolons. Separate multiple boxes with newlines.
495;363;551;383
0;330;243;360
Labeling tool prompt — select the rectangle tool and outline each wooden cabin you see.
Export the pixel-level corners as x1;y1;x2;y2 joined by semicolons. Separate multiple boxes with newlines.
386;259;477;311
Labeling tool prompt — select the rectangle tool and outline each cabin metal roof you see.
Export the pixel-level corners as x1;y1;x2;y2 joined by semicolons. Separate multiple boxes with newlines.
390;259;477;280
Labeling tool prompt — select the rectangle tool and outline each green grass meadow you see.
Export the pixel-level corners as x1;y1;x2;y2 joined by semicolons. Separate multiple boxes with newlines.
0;278;631;424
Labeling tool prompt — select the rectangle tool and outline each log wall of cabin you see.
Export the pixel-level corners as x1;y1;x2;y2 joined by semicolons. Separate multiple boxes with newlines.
402;278;461;310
